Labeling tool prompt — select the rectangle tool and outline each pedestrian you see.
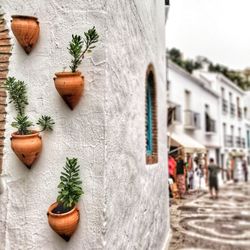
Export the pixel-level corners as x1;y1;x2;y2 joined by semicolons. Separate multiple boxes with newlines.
233;158;242;183
207;158;220;199
168;155;176;198
242;158;248;183
176;155;186;199
188;169;194;190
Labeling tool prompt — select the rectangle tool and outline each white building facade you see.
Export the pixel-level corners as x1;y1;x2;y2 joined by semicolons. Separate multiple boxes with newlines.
243;91;250;168
168;61;220;160
194;70;247;181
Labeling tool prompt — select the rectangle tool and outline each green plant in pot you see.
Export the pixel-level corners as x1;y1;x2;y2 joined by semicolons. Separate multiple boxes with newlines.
54;26;99;110
47;158;84;241
4;77;55;168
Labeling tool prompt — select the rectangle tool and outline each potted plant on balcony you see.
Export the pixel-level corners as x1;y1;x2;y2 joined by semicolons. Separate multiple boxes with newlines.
4;77;55;168
11;15;40;54
47;158;84;241
54;26;99;110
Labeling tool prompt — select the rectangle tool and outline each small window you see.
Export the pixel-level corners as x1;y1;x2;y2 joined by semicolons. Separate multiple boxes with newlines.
145;65;158;164
229;92;232;103
221;87;225;98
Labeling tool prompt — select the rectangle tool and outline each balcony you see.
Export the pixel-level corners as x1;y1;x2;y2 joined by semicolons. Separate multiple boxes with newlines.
237;107;242;119
230;103;235;116
236;136;241;148
241;138;246;148
184;110;200;130
205;113;216;134
225;135;234;148
168;104;181;126
235;137;246;148
222;99;228;113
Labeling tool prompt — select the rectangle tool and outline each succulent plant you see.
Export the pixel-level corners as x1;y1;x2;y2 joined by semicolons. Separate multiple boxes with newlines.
57;158;84;209
5;77;55;135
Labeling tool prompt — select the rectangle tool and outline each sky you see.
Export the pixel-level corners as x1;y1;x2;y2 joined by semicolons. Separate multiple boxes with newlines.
165;0;250;70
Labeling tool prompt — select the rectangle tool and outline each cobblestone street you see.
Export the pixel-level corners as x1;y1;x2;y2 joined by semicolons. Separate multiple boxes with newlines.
169;182;250;250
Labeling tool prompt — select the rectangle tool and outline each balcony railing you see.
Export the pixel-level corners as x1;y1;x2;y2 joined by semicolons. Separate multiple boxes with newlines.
241;138;246;148
222;99;228;113
184;110;200;130
230;103;235;116
225;135;234;148
167;104;181;126
205;114;216;133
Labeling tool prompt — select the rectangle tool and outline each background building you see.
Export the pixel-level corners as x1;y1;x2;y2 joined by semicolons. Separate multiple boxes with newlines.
168;62;220;156
167;61;222;188
194;69;247;181
0;1;170;249
243;91;250;167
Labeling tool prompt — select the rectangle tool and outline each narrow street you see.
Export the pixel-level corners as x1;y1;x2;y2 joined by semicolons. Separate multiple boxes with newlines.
169;182;250;250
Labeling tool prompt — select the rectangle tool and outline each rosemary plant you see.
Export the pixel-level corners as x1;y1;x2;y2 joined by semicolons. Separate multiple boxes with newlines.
68;26;99;72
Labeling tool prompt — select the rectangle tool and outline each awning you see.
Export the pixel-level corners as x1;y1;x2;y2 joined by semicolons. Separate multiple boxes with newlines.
168;132;207;154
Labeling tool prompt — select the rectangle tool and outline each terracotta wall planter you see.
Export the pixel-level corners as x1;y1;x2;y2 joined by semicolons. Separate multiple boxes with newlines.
11;131;42;169
47;202;80;241
54;71;84;110
11;15;40;54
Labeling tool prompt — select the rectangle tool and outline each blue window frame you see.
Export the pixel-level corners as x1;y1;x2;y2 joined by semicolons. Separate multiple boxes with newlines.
145;65;158;164
146;69;157;158
146;81;153;155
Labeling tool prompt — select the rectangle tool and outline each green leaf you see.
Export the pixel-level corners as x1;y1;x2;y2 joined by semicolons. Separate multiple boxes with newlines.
60;176;67;182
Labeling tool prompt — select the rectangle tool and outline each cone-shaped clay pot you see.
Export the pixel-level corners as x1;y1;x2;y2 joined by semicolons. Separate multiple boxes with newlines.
11;15;40;54
11;131;42;169
54;72;84;110
47;202;80;241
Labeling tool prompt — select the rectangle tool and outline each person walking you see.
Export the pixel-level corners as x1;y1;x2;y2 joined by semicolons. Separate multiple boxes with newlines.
207;158;220;199
242;158;248;183
176;156;186;199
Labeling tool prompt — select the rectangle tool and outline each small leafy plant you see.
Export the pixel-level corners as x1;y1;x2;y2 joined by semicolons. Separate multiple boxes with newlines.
68;26;99;72
57;158;84;210
4;77;55;135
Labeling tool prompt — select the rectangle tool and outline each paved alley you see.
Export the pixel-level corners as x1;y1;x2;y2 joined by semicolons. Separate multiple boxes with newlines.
169;183;250;250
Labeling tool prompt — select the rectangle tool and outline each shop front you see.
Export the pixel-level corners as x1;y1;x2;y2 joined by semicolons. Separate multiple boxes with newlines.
168;132;207;198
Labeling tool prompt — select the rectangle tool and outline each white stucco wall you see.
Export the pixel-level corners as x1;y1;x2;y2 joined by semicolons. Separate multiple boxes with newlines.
0;0;169;249
104;1;169;249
